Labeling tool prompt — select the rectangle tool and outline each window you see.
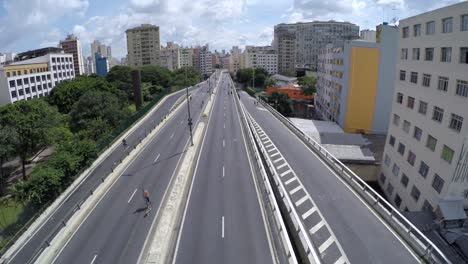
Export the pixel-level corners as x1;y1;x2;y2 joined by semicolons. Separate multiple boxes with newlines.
48;83;52;88
25;87;30;94
423;74;431;87
392;164;400;176
462;15;468;31
24;78;28;85
441;145;455;164
418;161;429;178
413;126;422;141
9;80;15;87
413;24;421;36
384;154;391;167
410;72;418;84
432;106;444;122
460;48;468;64
47;75;51;80
441;47;452;62
399;70;406;81
422;200;434;212
393;114;400;126
402;27;409;38
37;84;42;91
389;135;396;147
18;89;24;96
32;86;36;92
407;151;416;166
437;76;449;92
412;48;420;60
432;174;445;194
394;194;402;208
30;77;34;83
449;113;464;132
396;92;403;104
380;173;386;184
386;183;394;196
407;97;415;109
442;17;453;33
425;48;434;61
418;101;428;115
403;120;411;133
426;21;435;34
456;80;468;97
17;79;22;85
6;72;10;77
401;174;409;187
11;91;17;98
41;75;46;81
411;186;421;202
398;143;406;155
401;48;408;60
52;58;56;63
427;135;437;151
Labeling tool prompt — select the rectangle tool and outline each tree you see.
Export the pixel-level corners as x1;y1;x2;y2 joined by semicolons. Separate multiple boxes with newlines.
27;166;63;206
0;100;62;180
298;76;317;96
268;91;292;116
265;77;277;87
139;65;172;87
69;90;131;140
170;67;202;89
236;68;269;88
106;66;134;100
0;126;17;195
48;76;125;114
48;151;81;186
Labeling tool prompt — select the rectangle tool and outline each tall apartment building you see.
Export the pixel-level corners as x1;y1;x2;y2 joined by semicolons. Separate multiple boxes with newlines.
0;48;75;105
126;24;160;67
380;2;468;212
220;55;230;70
59;34;84;75
229;46;241;75
316;24;398;134
83;56;94;75
95;53;109;77
193;45;212;76
274;21;360;75
360;29;377;42
160;42;180;71
179;47;193;68
242;46;278;74
90;40;111;72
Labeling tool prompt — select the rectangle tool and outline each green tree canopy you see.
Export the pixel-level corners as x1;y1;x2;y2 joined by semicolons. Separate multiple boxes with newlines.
0;125;17;194
236;67;269;88
268;91;292;116
27;166;63;206
106;66;134;100
298;76;317;96
139;65;172;87
0;99;62;180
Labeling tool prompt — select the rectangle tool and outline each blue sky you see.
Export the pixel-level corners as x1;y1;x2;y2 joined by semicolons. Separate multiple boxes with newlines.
0;0;463;59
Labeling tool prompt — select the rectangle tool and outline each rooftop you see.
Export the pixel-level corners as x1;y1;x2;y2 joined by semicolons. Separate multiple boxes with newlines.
16;47;63;61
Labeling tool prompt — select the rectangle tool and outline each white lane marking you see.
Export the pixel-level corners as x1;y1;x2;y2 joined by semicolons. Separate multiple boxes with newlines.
222;165;225;178
273;158;283;163
302;207;317;219
154;153;161;163
280;169;292;177
224;123;225;129
295;196;308;206
128;188;138;203
90;254;98;264
285;177;297;185
334;255;346;264
180;120;183;125
264;143;273;148
310;221;325;234
318;236;334;253
222;216;225;238
290;186;302;195
267;148;276;153
276;163;288;170
270;152;281;158
223;139;225;148
170;132;175;139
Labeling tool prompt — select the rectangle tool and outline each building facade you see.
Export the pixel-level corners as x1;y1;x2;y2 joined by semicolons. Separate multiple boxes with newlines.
360;29;377;42
380;1;468;212
0;52;74;105
316;24;398;134
59;34;84;75
193;45;212;76
95;53;109;77
160;42;180;71
242;46;277;74
126;24;160;67
179;47;193;68
274;21;360;75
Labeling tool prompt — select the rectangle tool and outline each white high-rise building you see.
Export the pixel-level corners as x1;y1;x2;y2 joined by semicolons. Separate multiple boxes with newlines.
242;46;278;74
380;1;468;212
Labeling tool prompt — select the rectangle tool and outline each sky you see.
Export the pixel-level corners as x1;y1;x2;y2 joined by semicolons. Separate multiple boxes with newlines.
0;0;464;59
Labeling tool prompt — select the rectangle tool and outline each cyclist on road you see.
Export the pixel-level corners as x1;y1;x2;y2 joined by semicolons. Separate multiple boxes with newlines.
122;139;127;147
143;189;151;209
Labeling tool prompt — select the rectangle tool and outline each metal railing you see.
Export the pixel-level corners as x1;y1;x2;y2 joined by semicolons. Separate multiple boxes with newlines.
258;98;452;264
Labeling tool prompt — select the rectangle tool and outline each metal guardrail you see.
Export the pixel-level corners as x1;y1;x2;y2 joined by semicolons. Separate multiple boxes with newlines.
258;98;452;264
231;79;298;264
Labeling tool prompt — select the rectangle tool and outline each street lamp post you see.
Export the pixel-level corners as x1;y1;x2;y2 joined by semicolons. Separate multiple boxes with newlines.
185;68;194;146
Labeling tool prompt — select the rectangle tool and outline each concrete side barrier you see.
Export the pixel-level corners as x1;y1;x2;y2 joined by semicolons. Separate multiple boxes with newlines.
257;98;452;264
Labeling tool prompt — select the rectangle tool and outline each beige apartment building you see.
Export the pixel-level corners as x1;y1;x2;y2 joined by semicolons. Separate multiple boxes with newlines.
126;24;160;67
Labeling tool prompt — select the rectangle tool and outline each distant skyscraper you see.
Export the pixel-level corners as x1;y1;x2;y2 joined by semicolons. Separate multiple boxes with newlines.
126;24;160;67
179;47;193;68
90;40;111;72
95;53;109;77
59;34;84;75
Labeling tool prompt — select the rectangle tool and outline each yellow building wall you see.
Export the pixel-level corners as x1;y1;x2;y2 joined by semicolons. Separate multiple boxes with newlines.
344;46;379;133
3;63;49;78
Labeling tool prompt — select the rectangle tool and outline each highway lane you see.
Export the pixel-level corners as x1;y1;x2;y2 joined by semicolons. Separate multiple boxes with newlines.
7;85;202;264
240;91;418;264
51;77;217;264
173;74;275;264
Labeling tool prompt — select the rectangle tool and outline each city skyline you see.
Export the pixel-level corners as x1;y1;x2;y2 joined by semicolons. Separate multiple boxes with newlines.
0;0;464;58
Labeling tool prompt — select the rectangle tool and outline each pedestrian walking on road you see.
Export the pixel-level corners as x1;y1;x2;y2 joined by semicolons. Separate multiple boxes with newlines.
143;190;151;209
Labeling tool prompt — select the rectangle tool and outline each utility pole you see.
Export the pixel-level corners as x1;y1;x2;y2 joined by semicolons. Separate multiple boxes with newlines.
185;67;194;146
